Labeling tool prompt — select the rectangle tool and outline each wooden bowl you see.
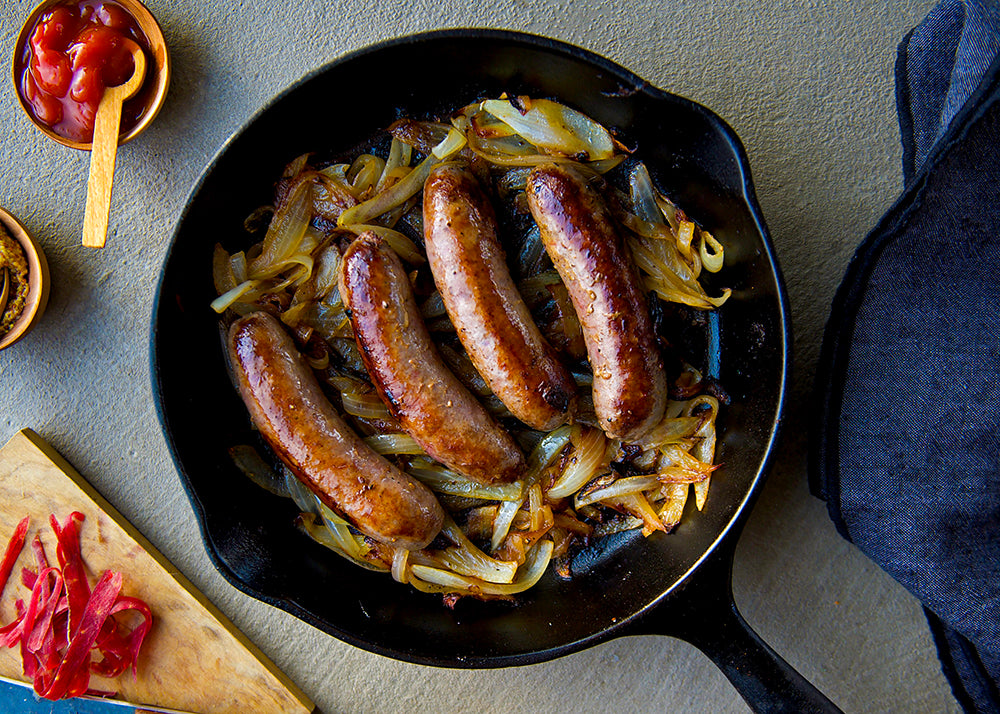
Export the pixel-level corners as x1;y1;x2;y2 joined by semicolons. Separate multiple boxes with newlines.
11;0;171;150
0;207;50;350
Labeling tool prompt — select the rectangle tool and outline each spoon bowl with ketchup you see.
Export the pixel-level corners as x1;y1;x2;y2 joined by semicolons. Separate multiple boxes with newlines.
13;0;169;150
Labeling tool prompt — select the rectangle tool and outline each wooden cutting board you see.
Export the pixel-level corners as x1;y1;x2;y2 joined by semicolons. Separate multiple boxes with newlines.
0;429;314;714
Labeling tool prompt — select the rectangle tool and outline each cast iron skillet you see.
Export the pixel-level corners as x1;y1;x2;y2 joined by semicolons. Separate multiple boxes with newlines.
151;30;838;712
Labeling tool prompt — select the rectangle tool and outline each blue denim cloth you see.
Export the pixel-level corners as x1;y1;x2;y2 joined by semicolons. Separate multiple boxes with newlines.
812;2;1000;712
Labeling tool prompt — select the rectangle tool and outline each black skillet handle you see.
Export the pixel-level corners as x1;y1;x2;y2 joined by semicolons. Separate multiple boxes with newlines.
631;536;843;714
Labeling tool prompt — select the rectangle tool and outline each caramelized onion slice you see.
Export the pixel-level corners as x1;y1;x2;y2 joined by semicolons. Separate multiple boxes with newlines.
481;98;614;160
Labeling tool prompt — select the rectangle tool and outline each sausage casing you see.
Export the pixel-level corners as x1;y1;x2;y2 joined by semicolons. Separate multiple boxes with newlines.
423;163;577;431
526;163;667;442
228;311;444;550
339;233;526;484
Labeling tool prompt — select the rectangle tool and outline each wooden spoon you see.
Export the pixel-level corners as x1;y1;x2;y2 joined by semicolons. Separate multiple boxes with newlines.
82;43;147;249
0;267;8;317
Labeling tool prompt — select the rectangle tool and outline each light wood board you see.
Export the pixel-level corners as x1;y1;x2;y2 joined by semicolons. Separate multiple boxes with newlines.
0;429;314;714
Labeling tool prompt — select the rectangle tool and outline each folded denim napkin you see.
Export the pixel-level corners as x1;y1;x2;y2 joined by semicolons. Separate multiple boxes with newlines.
811;1;1000;712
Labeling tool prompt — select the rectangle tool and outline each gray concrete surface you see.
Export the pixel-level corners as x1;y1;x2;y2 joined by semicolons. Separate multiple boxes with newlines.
0;0;959;712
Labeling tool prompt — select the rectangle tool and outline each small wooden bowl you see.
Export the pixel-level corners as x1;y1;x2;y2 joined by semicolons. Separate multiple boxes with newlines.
0;207;50;350
12;0;171;150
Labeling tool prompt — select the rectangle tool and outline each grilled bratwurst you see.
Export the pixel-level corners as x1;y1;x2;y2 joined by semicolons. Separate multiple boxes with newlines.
228;311;444;550
526;163;667;442
424;163;577;431
339;232;525;484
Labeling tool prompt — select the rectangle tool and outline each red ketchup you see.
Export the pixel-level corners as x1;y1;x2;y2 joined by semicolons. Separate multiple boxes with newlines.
17;1;151;144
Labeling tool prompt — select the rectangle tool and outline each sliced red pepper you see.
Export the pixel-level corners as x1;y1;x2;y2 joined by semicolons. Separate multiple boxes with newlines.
52;512;90;636
0;514;154;700
25;568;63;652
0;516;30;595
39;569;122;700
32;534;49;571
106;595;151;678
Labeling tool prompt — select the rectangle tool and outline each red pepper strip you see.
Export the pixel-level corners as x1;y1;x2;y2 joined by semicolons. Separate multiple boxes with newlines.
21;568;36;589
0;516;30;596
26;568;63;652
63;651;92;699
105;596;151;678
0;599;27;646
52;513;90;637
32;534;49;571
90;649;126;678
17;563;57;679
90;616;122;673
38;570;122;701
0;617;23;646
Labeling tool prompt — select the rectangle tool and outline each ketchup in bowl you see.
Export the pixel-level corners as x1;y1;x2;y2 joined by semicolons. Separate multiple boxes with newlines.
16;0;152;144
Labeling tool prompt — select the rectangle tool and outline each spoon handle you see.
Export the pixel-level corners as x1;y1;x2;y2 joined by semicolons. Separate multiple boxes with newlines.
82;44;147;249
82;95;126;248
0;267;9;317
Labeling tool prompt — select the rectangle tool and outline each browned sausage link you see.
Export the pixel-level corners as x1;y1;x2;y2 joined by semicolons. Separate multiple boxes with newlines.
423;163;578;431
228;311;444;550
526;163;667;442
339;233;526;484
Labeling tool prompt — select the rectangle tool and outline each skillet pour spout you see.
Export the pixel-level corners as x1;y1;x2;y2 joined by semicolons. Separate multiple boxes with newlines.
152;28;837;712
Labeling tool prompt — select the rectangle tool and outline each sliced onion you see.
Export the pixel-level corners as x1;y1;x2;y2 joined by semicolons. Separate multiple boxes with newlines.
490;427;572;551
515;224;547;277
230;251;248;284
391;547;410;583
574;474;660;508
548;427;607;498
464;131;553;167
338;129;465;227
378;138;413;192
364;433;426;456
408;465;522;501
481;98;614;160
588;155;626;174
526;425;573;483
283;467;318;515
496;167;532;193
630;237;730;309
432;519;518;583
409;539;553;596
339;224;425;264
490;499;523;553
634;416;703;449
341;391;392;420
210;278;264;314
432;127;468;159
686;396;719;510
699;230;725;273
212;244;236;295
658;483;689;529
438;344;491;397
348;154;385;198
312;247;342;300
629;162;662;223
248;178;312;279
518;270;564;309
591;513;644;537
297;507;389;572
602;493;664;534
677;220;696;262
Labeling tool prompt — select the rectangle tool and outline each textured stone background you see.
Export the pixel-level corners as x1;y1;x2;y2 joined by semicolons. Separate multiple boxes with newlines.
0;1;958;712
